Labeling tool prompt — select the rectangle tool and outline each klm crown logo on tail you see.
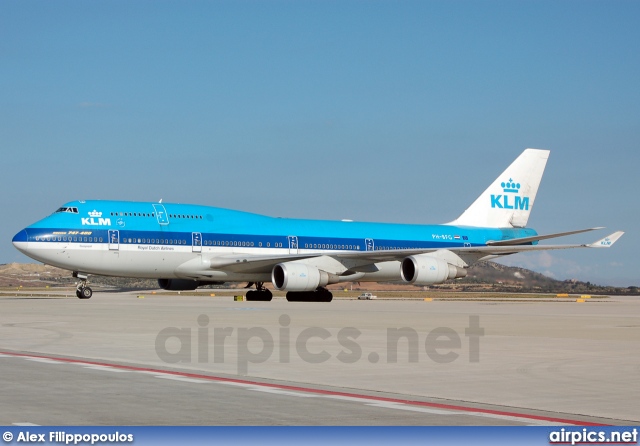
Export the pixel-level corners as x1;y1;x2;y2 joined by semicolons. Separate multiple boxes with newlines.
490;179;530;210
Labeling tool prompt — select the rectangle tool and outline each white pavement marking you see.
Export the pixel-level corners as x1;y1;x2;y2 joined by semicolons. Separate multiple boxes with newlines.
322;395;372;403
526;421;572;426
218;381;256;388
366;402;459;416
246;387;317;398
25;358;64;364
13;422;40;426
154;375;210;384
365;401;567;425
83;366;130;373
219;381;317;397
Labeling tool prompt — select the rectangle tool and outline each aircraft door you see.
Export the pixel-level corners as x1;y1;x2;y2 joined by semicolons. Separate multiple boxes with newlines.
192;232;202;253
288;236;299;254
152;204;169;225
108;230;119;250
365;238;375;251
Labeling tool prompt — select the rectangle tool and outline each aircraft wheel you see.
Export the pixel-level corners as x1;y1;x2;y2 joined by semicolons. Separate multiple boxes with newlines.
286;289;332;302
320;289;333;302
285;292;304;302
246;290;273;301
79;287;93;299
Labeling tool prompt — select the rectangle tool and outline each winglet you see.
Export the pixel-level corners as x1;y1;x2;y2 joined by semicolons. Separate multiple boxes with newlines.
588;231;625;248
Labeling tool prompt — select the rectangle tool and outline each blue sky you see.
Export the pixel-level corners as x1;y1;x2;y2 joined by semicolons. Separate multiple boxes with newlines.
2;1;638;286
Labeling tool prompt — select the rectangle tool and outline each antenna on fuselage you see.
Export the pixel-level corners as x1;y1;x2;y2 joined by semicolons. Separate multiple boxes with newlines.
159;199;163;203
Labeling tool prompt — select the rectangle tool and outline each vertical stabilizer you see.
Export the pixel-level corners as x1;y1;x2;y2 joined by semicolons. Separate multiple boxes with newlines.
447;149;550;228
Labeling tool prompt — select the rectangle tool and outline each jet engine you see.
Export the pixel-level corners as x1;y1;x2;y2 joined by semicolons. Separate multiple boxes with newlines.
400;255;467;285
272;263;338;292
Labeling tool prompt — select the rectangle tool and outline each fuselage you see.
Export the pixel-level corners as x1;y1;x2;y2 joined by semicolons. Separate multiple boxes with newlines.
12;200;537;283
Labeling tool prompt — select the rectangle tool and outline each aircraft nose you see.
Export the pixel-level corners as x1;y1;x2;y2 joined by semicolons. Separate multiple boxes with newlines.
12;229;29;252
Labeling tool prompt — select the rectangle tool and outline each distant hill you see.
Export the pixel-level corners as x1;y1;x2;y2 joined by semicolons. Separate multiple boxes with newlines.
0;263;158;289
0;262;636;295
443;260;637;295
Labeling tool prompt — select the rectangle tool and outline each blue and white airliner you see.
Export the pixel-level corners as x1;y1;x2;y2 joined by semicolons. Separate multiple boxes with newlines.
12;149;623;301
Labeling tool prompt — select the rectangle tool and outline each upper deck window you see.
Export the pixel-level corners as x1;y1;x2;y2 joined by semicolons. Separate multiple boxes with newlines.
55;207;79;214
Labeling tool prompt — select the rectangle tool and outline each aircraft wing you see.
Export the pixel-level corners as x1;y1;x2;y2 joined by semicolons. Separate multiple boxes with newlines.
485;227;603;246
333;230;625;260
205;253;326;273
204;231;624;274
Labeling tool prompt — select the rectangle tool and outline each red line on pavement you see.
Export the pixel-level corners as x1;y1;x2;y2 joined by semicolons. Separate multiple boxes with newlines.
1;351;607;426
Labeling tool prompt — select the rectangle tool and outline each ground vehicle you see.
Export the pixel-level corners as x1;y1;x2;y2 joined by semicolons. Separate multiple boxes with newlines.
358;293;377;300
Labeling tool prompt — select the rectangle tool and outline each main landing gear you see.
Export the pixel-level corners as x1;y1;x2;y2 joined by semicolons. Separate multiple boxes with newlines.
286;287;333;302
245;282;273;301
73;271;93;299
243;283;333;302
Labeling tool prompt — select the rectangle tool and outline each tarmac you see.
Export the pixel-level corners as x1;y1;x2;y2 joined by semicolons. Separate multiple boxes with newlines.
1;291;638;425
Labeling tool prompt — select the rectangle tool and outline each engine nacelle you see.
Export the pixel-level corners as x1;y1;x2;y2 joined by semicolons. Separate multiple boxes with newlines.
157;279;201;291
272;263;338;292
400;255;467;285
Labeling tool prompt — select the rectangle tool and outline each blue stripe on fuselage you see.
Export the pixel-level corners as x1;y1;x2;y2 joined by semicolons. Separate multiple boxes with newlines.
22;200;538;249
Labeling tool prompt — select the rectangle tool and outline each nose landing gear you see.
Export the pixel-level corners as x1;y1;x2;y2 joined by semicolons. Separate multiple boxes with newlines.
73;271;93;299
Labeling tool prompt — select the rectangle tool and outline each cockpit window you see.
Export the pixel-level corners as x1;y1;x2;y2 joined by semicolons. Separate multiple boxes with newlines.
55;207;79;214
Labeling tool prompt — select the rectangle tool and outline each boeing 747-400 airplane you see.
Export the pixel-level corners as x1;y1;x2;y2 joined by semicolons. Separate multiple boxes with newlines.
12;149;623;301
